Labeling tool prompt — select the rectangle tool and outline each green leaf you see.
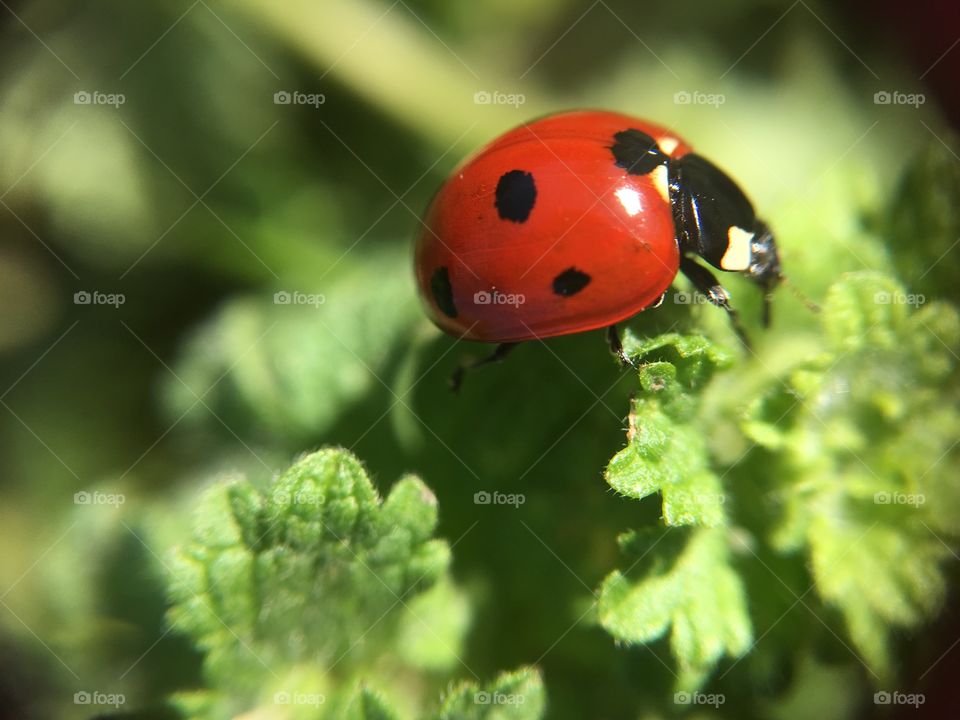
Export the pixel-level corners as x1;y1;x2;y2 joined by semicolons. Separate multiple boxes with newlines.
598;334;748;687
764;655;861;720
168;689;221;719
881;133;960;301
808;514;948;676
164;248;422;441
606;332;732;526
398;579;472;671
344;686;402;720
598;528;752;690
166;447;462;701
744;271;960;677
434;666;546;720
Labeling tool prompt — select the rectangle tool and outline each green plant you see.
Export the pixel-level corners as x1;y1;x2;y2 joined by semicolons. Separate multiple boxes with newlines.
2;1;958;718
166;448;543;718
159;265;959;717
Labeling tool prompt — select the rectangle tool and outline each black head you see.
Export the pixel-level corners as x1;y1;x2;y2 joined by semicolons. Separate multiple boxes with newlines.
743;219;782;326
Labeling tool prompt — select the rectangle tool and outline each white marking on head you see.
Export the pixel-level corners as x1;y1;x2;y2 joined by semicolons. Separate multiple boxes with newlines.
658;137;680;155
649;164;670;203
615;186;642;216
721;226;754;271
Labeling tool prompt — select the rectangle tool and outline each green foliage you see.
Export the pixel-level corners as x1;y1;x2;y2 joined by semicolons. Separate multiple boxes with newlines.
763;655;861;720
599;334;751;689
605;333;732;527
881;132;960;301
599;528;752;690
744;272;960;677
165;248;423;441
3;0;960;718
597;270;960;688
434;667;546;720
166;447;474;717
346;688;402;720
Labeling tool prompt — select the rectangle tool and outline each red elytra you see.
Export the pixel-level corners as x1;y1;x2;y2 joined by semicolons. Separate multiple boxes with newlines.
414;110;694;343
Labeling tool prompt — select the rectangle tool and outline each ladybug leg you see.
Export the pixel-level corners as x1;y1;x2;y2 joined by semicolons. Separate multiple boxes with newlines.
606;325;636;368
678;256;752;350
450;342;518;392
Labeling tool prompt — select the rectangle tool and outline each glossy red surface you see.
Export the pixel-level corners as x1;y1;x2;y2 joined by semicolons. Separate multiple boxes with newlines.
415;110;692;342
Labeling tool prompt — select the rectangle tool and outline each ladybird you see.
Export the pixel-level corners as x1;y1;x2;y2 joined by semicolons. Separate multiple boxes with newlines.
414;110;782;388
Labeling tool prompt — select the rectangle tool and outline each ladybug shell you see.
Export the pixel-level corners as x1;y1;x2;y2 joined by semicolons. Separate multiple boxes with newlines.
415;110;692;343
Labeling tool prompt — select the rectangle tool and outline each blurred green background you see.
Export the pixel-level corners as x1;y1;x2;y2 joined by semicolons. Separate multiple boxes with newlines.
1;0;958;718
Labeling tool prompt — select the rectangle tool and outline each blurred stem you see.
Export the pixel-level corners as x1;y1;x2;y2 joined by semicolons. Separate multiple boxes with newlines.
231;0;527;148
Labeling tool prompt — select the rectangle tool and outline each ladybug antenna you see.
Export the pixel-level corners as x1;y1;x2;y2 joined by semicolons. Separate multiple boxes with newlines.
761;288;774;328
780;274;821;315
747;221;818;327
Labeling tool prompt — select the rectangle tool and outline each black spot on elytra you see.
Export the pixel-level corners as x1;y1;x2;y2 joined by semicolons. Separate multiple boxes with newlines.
552;267;591;297
495;170;537;222
610;128;668;176
430;266;458;318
